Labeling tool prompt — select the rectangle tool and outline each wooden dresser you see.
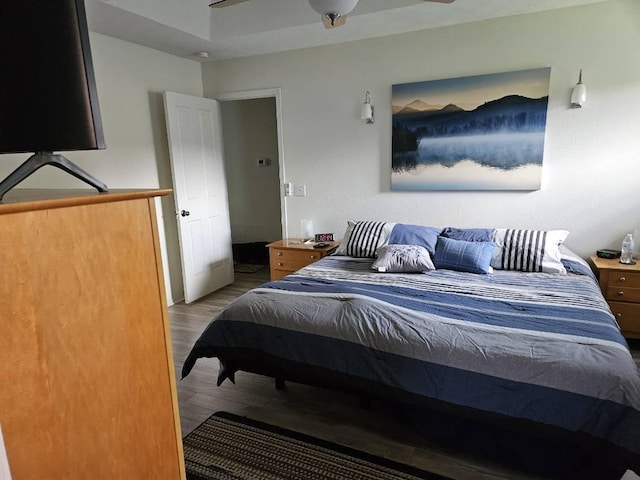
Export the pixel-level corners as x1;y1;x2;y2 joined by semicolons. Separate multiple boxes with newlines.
591;254;640;339
267;239;339;281
0;189;185;479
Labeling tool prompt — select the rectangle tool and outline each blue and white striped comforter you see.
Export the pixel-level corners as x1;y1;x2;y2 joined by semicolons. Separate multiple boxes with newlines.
183;255;640;471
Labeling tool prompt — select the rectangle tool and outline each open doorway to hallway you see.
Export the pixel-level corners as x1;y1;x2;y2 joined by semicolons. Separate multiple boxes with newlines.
219;96;282;277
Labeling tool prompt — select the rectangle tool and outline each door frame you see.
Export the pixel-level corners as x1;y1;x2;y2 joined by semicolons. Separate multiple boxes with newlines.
213;87;288;239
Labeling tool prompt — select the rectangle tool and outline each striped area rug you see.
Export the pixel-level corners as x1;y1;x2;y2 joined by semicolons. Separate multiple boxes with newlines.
183;412;452;480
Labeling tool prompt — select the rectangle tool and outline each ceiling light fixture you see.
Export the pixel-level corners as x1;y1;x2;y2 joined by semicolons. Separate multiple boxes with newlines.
308;0;359;26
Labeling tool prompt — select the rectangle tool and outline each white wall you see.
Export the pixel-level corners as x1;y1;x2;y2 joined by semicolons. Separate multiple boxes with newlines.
0;33;203;304
202;0;640;258
2;2;636;305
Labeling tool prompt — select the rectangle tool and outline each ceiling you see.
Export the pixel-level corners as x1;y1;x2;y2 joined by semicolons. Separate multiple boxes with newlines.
84;0;608;62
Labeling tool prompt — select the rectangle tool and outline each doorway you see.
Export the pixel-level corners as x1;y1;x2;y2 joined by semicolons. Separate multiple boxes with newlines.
217;89;286;275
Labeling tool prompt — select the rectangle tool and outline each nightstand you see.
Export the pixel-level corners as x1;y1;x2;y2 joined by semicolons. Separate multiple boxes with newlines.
591;254;640;339
267;238;339;281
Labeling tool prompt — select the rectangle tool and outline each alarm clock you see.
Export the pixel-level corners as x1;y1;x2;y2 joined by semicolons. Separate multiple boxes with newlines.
596;249;621;259
314;233;334;242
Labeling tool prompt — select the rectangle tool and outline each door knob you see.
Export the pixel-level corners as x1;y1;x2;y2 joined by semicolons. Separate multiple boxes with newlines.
181;210;190;217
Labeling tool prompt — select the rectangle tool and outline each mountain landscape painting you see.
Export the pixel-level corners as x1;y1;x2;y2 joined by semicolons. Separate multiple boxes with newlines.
391;68;551;191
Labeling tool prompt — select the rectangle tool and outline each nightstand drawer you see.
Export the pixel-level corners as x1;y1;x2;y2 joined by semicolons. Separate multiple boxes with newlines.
608;301;640;335
271;248;322;263
270;269;290;281
270;258;314;272
605;286;640;303
270;248;322;271
267;239;339;282
608;271;640;288
591;254;640;339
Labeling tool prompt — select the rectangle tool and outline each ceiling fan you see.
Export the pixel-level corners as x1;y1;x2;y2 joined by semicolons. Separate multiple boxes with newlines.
209;0;456;29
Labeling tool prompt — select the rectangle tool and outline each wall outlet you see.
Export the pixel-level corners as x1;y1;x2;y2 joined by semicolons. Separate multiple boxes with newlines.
294;184;306;197
284;182;293;196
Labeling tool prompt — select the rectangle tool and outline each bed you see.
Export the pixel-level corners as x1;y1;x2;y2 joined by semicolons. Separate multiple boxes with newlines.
182;223;640;479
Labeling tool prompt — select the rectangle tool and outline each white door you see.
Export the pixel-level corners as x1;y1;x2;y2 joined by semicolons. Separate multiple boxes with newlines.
0;425;12;480
163;91;234;303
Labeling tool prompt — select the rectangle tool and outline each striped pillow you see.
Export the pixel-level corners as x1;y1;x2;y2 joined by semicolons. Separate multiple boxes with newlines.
335;221;395;258
491;229;569;274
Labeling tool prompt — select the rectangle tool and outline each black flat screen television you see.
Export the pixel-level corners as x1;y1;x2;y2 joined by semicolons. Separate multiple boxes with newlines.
0;0;108;200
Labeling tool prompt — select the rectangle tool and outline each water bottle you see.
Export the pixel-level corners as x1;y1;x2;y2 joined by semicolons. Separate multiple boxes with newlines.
620;233;635;264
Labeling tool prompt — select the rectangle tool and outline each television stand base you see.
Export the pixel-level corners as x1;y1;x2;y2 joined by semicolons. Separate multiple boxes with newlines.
0;152;108;201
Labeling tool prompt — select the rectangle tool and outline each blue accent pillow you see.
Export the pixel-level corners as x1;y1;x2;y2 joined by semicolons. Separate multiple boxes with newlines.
434;236;495;274
441;227;494;242
388;224;442;255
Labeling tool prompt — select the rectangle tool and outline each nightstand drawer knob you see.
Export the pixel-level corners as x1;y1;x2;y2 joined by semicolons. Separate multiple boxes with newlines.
310;255;316;259
617;291;625;296
619;276;626;282
277;262;283;266
277;252;283;256
617;313;623;318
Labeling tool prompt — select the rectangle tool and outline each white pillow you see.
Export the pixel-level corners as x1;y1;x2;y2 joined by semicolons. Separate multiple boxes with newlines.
491;229;569;274
372;244;435;273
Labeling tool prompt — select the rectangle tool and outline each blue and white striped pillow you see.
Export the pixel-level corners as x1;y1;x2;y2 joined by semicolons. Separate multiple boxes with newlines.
335;221;395;258
491;229;569;274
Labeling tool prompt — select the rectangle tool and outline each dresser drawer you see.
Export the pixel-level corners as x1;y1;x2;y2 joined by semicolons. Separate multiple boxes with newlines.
608;271;640;288
270;248;323;272
605;286;640;303
608;301;640;336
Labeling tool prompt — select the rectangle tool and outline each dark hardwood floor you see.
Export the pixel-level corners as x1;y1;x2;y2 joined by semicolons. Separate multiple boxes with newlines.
168;269;640;480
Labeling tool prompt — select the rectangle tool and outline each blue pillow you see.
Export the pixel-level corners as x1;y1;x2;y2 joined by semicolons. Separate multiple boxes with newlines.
441;227;494;242
434;236;495;274
388;224;442;255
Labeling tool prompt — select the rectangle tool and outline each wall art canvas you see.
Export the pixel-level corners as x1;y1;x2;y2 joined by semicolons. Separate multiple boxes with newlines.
391;67;551;191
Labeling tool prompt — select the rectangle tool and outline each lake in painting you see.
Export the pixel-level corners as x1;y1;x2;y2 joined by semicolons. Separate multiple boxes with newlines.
391;68;551;191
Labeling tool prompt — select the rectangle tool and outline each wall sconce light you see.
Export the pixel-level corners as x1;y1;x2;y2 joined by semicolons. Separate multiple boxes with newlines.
361;91;374;124
570;69;586;108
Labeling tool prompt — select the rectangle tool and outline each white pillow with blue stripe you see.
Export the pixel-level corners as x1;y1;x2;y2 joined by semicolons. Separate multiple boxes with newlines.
491;229;569;274
334;221;396;258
